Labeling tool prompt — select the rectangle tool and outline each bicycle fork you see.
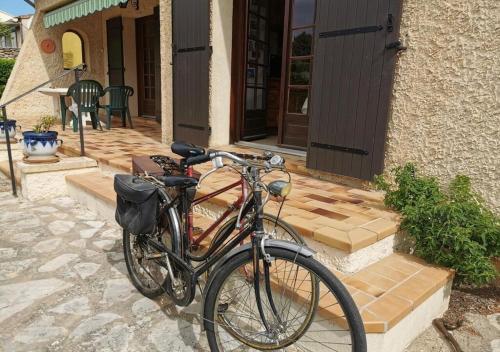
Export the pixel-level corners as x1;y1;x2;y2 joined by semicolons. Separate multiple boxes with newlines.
252;185;284;337
253;234;283;332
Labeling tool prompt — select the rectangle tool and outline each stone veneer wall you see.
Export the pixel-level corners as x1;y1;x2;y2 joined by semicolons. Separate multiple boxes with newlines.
385;0;500;213
0;48;20;59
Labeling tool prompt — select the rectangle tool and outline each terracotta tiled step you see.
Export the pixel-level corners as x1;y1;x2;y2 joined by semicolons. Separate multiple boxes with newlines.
65;171;227;252
270;252;453;334
194;170;400;254
64;162;400;255
66;171;116;204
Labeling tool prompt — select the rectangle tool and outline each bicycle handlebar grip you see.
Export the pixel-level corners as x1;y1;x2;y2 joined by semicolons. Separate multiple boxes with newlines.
185;154;211;166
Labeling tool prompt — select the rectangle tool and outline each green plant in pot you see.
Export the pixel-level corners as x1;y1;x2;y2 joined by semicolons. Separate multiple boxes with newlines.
20;115;63;157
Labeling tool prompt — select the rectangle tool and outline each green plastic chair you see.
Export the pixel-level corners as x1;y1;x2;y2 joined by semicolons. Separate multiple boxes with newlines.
65;80;104;132
102;86;134;130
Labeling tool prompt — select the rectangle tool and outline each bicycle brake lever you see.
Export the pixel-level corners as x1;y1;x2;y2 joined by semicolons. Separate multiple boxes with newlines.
197;168;218;189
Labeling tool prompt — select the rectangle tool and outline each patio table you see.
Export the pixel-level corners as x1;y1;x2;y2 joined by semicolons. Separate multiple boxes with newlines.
38;87;68;122
38;87;91;131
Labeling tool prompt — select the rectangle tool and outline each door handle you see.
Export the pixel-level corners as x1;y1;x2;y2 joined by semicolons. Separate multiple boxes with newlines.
386;40;407;52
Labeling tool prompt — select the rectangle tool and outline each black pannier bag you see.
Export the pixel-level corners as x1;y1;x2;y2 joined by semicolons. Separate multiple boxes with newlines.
114;175;158;235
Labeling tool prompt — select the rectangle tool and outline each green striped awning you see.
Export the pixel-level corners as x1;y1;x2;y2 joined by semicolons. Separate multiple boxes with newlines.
43;0;128;28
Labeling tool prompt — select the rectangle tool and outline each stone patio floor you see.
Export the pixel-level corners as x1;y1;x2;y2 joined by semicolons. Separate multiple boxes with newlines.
0;176;206;351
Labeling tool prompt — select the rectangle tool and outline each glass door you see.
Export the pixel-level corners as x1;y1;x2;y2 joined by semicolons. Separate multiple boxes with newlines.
280;0;316;148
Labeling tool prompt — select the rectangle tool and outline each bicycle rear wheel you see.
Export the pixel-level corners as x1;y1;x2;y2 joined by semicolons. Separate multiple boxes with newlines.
204;247;366;351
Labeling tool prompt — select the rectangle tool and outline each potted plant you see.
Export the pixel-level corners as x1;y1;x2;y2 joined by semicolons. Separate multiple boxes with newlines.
0;113;20;140
20;115;63;157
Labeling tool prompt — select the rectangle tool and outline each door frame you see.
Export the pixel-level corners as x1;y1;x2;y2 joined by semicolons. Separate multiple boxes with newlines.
229;0;248;143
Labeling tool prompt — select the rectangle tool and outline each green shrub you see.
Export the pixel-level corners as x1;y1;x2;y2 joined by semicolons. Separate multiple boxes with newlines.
0;58;15;98
375;163;499;286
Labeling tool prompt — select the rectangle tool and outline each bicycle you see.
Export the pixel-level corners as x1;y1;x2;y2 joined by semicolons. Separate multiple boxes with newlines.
115;145;367;351
149;142;305;254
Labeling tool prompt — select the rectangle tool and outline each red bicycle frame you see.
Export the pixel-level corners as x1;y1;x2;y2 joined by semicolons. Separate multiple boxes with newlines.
186;166;249;247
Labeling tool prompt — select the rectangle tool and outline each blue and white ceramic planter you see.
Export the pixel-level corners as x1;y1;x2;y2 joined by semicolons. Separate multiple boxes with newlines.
0;120;19;140
20;131;63;157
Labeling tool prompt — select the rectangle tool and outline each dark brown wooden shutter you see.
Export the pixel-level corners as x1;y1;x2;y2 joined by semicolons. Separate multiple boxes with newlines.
106;17;124;86
172;0;210;146
307;0;403;180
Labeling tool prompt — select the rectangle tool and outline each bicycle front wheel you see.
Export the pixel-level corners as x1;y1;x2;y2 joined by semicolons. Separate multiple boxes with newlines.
212;213;306;246
204;247;366;351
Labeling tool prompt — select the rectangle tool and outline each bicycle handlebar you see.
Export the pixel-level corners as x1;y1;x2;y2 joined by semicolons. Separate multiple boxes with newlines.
185;149;284;170
184;154;211;166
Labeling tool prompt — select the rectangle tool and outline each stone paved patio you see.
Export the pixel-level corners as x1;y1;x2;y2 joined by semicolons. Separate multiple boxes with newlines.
0;176;206;351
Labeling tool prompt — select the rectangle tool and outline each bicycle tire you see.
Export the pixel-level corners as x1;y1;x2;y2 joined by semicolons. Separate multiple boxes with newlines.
204;247;367;351
123;230;165;298
212;213;305;246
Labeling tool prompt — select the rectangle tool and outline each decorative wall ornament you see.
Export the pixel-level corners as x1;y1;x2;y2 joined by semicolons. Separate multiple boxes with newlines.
41;39;56;54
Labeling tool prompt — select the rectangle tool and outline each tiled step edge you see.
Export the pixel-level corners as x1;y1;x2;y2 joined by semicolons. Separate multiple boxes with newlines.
66;171;398;273
345;253;453;351
65;171;223;252
279;253;454;352
195;187;399;273
195;186;400;252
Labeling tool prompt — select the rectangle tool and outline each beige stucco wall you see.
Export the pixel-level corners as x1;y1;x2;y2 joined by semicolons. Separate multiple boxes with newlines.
208;0;233;147
385;0;500;213
159;0;173;144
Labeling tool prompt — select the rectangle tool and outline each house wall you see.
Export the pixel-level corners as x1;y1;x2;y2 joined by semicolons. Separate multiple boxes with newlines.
1;0;160;124
385;0;500;213
159;0;173;144
208;0;233;147
0;5;105;121
203;0;499;212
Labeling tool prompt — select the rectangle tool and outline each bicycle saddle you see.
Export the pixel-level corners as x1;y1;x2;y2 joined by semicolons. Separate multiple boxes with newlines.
171;142;205;159
157;176;198;188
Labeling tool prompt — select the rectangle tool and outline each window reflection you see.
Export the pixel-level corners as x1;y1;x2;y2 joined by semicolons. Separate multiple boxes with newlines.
290;59;311;85
292;0;316;28
292;28;313;56
288;89;309;114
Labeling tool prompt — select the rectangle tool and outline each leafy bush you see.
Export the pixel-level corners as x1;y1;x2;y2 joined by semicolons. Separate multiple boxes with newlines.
0;58;15;97
375;163;499;286
0;58;15;98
